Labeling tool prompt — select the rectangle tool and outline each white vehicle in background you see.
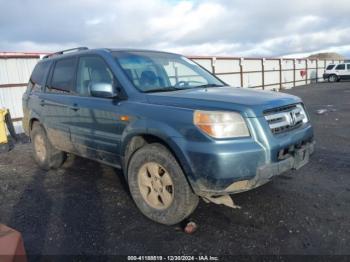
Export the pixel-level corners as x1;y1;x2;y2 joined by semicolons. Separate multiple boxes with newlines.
323;63;350;82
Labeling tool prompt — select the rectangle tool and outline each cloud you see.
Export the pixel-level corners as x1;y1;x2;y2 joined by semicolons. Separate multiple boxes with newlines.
149;1;225;43
0;0;349;57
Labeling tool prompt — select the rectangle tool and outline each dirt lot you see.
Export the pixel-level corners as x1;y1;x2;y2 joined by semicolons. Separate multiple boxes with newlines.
0;82;349;258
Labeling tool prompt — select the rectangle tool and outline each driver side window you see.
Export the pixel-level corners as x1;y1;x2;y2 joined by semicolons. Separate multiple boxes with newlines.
76;56;114;96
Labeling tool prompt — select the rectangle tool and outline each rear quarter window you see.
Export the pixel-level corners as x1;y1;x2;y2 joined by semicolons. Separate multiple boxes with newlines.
30;61;51;91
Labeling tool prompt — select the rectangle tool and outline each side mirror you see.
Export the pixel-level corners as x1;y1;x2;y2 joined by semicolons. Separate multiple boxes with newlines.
90;82;117;98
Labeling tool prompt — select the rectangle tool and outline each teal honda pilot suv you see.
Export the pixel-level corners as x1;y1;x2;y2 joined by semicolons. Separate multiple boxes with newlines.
23;47;314;225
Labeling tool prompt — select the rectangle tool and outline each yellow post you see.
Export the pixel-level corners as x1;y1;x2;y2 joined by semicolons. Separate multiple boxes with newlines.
0;109;8;144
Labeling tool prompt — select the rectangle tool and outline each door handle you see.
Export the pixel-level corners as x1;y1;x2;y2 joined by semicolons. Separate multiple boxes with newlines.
70;103;79;111
40;99;45;106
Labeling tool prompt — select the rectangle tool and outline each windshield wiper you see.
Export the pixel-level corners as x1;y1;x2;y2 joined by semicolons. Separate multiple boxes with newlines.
193;83;225;88
143;87;185;93
143;84;225;93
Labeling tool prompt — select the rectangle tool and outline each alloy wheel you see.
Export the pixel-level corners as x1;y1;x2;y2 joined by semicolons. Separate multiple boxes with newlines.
137;162;174;210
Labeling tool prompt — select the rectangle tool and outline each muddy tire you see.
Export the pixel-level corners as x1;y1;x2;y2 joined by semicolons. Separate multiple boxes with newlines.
31;122;66;170
128;143;199;225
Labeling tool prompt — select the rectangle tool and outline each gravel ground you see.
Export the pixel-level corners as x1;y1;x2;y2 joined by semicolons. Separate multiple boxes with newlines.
0;82;349;258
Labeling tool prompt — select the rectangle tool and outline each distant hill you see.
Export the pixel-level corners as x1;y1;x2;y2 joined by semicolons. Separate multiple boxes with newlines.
308;52;345;60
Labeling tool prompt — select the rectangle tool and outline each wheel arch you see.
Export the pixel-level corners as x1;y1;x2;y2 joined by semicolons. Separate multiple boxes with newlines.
28;117;41;137
121;132;194;191
29;118;40;129
27;109;43;135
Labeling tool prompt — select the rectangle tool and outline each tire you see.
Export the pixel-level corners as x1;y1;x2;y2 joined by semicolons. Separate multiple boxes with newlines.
328;74;338;83
30;122;66;170
127;143;199;225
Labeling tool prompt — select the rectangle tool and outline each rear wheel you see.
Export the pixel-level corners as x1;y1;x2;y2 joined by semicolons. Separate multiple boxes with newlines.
328;74;338;82
127;143;199;225
31;122;66;170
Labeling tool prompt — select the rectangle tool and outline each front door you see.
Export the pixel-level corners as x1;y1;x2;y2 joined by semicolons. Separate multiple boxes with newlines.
68;55;125;167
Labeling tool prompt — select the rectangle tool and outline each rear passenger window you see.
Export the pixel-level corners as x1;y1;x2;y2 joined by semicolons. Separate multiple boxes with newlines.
50;58;77;92
30;61;51;91
335;64;345;70
347;64;350;70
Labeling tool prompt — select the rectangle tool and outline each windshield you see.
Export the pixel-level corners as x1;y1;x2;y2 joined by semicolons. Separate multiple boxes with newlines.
326;64;335;70
113;51;225;92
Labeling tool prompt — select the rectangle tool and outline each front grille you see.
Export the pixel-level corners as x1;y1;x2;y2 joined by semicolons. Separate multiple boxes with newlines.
264;104;306;134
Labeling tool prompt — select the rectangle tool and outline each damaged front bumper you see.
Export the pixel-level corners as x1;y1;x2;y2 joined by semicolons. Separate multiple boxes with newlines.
223;141;315;194
173;120;314;198
180;136;315;197
199;141;315;208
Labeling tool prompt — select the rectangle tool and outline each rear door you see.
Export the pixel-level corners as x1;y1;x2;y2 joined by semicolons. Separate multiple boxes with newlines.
40;57;78;152
68;55;125;167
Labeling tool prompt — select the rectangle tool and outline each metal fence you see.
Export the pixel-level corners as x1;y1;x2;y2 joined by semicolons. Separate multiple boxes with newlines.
0;53;41;133
0;52;343;133
189;56;342;90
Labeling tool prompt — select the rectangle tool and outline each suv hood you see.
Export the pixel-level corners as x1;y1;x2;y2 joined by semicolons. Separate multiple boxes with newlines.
146;87;301;117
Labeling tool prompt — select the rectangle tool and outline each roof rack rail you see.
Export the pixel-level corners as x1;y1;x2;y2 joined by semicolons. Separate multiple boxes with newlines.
43;47;88;59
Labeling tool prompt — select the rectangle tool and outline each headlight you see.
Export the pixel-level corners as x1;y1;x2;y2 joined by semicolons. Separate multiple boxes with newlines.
193;110;250;138
296;104;309;123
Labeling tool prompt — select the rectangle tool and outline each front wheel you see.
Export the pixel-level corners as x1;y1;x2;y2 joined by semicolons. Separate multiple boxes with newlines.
328;74;338;82
127;143;199;225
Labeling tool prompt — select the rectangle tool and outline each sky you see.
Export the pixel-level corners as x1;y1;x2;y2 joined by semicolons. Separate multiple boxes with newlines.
1;0;350;58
